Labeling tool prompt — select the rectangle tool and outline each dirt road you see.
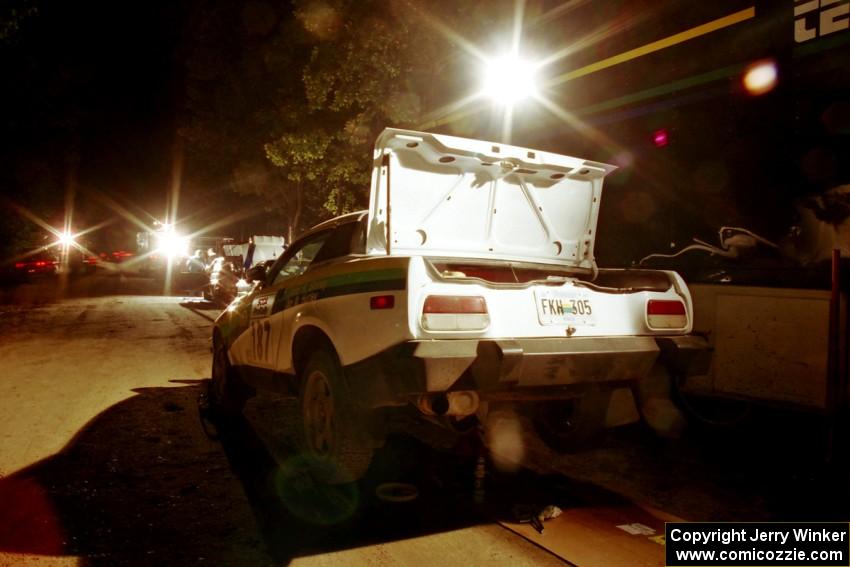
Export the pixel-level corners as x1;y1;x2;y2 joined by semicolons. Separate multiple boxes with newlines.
0;275;565;566
0;294;213;475
1;273;845;566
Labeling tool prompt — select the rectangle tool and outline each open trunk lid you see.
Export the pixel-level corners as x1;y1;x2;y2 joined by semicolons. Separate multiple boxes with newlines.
366;128;616;269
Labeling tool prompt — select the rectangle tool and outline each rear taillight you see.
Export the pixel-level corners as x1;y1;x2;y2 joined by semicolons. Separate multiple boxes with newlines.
14;262;25;269
646;299;687;329
422;295;489;331
423;295;487;313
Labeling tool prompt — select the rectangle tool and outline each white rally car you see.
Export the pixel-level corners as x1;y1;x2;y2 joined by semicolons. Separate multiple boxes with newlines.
210;128;710;482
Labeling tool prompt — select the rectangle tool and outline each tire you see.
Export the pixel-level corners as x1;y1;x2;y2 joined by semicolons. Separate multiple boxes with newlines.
210;334;247;418
296;348;373;484
529;390;612;453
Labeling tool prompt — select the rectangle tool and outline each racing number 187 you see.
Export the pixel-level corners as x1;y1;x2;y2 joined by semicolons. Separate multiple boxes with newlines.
251;320;272;363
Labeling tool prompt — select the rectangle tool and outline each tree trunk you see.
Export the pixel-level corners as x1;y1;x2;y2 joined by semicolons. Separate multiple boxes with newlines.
291;180;303;243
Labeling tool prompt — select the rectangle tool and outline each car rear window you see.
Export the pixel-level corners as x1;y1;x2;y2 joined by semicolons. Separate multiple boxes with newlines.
311;221;364;265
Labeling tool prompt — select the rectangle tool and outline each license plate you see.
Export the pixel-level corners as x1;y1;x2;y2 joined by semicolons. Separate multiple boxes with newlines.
534;288;596;326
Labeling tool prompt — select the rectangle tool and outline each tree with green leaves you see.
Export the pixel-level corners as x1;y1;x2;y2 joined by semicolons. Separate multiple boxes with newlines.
182;0;501;240
0;0;37;44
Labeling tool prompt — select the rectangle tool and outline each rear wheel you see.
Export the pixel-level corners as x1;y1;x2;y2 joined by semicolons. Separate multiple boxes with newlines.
530;390;612;453
296;348;373;484
210;334;247;418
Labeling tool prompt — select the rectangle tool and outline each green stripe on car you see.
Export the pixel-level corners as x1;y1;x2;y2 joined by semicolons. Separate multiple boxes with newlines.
272;269;406;313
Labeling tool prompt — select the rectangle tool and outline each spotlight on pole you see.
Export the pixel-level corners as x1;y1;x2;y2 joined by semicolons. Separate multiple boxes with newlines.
482;54;540;106
154;226;189;259
57;231;76;246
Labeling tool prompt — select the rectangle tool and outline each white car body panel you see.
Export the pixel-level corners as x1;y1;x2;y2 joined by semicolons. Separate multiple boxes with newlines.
366;129;616;270
404;257;693;340
315;291;410;368
216;129;708;406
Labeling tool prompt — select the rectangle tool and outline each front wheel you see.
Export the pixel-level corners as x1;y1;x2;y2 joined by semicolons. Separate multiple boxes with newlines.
210;334;247;418
296;349;373;484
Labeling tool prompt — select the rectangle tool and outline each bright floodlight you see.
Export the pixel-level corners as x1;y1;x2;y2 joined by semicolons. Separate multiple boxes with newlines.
155;230;189;259
482;55;539;105
743;60;778;96
57;231;75;246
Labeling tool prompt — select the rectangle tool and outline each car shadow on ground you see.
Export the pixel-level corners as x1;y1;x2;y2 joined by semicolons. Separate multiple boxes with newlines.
0;380;581;566
0;381;267;565
219;397;491;563
4;378;845;565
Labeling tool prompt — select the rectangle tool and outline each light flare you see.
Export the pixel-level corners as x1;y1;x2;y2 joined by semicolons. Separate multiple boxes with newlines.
545;7;755;87
532;92;626;154
742;59;778;96
408;0;542;140
154;229;190;259
408;2;756;143
484;408;525;473
404;0;488;62
57;231;76;246
527;0;592;28
481;54;540;106
537;10;648;70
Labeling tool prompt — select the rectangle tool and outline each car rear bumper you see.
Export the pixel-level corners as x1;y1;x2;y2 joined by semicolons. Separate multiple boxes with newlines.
411;335;711;392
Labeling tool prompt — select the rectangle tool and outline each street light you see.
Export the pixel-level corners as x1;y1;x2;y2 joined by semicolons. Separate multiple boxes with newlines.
57;231;76;246
482;54;540;105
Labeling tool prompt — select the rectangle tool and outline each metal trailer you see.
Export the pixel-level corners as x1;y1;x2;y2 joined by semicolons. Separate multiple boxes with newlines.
679;252;849;457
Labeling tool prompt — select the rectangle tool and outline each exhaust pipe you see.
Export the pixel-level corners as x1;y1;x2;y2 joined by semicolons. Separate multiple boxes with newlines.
417;391;479;417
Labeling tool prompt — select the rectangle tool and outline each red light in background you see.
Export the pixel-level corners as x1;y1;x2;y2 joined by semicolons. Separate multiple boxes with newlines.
652;129;669;147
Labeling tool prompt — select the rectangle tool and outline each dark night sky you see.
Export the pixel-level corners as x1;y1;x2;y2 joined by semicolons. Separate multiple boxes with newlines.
1;0;848;260
1;0;184;243
41;1;179;172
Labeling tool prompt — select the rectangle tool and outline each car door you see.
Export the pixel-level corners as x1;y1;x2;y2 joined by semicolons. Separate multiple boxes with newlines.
234;230;332;371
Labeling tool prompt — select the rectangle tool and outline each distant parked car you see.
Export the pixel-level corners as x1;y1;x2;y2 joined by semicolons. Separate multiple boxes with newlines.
81;254;99;272
13;251;59;277
103;250;135;263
